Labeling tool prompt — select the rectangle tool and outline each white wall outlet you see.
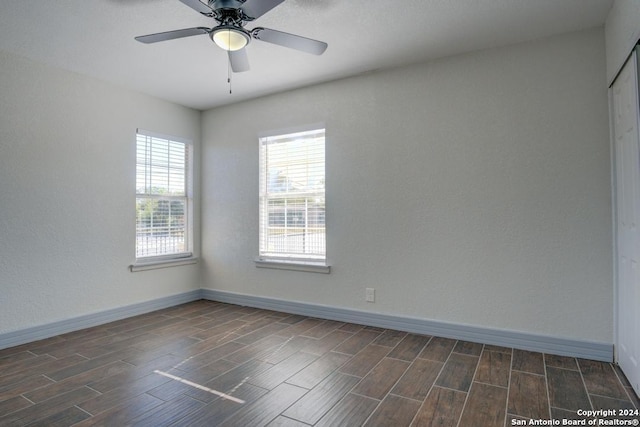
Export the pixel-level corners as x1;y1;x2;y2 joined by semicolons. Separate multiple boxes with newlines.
365;287;375;302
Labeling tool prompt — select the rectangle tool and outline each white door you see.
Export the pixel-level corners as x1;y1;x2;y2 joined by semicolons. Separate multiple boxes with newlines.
613;49;640;396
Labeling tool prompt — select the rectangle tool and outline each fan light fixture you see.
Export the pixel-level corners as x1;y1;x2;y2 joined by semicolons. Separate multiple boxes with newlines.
211;26;249;51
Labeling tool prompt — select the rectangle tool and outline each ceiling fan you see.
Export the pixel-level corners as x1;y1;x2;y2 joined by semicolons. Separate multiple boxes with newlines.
135;0;328;73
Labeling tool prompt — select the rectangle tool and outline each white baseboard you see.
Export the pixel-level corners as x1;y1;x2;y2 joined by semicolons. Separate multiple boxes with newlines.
201;289;613;362
0;290;202;351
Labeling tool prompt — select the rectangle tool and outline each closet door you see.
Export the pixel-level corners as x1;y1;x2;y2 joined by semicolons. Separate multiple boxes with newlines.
613;48;640;396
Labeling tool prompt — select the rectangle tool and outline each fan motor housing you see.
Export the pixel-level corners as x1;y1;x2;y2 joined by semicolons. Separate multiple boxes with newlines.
210;0;247;25
209;0;244;10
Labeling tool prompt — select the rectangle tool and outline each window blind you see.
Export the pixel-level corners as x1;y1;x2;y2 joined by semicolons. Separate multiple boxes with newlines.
135;131;190;259
259;128;326;260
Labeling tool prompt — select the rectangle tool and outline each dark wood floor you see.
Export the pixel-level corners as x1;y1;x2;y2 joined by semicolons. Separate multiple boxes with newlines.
0;300;638;427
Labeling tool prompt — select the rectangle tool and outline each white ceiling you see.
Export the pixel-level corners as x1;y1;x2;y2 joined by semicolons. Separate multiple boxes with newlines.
0;0;613;111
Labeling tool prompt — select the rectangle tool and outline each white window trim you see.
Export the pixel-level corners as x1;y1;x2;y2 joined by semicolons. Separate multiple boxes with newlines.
254;257;330;274
130;253;198;272
256;125;329;273
132;129;195;271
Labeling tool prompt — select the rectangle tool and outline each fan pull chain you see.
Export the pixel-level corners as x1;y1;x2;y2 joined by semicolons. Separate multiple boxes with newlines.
228;58;232;94
227;30;232;94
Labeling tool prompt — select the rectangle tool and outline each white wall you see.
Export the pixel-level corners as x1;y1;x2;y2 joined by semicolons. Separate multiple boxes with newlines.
605;0;640;85
0;50;201;335
201;28;612;343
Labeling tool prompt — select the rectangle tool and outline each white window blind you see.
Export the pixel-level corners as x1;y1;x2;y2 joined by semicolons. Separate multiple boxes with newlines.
136;130;192;259
259;128;326;261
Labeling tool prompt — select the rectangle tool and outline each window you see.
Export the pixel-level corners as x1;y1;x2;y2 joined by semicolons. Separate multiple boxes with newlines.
258;127;327;270
135;130;193;263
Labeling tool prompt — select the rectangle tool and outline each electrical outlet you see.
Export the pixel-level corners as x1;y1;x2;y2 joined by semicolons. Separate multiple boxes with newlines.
365;288;375;302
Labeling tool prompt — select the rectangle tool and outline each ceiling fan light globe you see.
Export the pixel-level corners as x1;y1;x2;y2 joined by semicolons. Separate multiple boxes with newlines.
212;28;249;51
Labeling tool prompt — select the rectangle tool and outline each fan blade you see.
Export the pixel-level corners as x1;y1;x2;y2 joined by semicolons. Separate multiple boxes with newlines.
241;0;284;19
252;27;327;55
179;0;214;16
229;49;250;72
135;27;210;44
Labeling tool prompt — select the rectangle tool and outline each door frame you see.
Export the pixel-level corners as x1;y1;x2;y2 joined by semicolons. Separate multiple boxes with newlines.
611;46;640;395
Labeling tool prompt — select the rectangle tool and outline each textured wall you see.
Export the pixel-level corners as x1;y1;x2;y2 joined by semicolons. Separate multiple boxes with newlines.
201;28;612;343
0;50;201;334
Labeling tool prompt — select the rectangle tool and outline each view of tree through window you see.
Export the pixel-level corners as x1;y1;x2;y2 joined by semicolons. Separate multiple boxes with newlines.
136;131;190;258
259;128;326;260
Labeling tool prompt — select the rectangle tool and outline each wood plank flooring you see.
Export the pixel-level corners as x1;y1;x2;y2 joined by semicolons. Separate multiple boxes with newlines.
0;300;637;426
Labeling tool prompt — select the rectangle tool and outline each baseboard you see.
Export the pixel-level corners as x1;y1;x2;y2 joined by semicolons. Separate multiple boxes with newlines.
1;288;613;362
202;289;613;362
0;290;202;351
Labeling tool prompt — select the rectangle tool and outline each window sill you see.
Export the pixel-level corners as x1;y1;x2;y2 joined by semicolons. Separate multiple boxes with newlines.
254;258;330;274
130;256;198;272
